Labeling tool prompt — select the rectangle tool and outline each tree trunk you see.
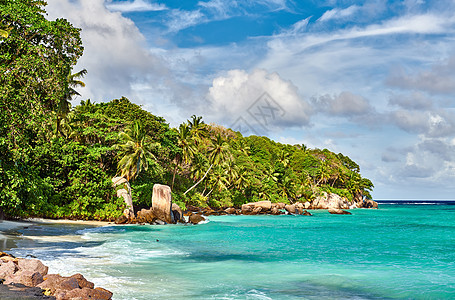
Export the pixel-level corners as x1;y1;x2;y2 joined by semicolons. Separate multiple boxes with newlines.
184;164;213;195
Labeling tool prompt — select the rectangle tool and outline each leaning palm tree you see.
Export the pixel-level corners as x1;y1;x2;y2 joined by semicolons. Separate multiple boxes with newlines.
183;133;231;195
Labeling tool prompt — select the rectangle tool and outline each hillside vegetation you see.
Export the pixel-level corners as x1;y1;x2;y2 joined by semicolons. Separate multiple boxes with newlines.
0;1;373;220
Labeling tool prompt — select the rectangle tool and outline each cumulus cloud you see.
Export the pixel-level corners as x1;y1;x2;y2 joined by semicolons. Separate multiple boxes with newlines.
386;55;455;94
312;91;372;116
105;0;167;12
46;0;172;103
206;69;312;132
388;92;433;110
391;110;455;138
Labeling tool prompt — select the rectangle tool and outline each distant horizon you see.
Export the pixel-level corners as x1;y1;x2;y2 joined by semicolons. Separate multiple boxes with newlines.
375;199;455;202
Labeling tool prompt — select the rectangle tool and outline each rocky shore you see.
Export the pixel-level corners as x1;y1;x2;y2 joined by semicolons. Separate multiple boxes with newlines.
116;185;379;225
0;252;112;300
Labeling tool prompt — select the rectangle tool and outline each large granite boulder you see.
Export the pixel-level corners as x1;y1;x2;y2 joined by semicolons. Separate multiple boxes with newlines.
172;203;185;223
224;207;237;214
4;270;44;287
312;192;351;209
285;204;296;214
365;199;378;209
152;184;174;224
136;209;156;224
0;260;17;278
17;258;48;277
241;201;272;214
117;188;134;217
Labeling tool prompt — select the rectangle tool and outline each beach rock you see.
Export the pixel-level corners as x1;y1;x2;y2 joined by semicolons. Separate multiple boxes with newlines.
153;219;167;225
189;214;206;224
224;207;236;214
186;205;200;212
303;210;312;216
0;260;17;278
241;204;253;214
17;258;48;277
274;202;286;210
64;287;113;300
117;189;134;217
253;201;272;211
251;207;262;215
285;204;296;214
295;203;304;215
114;214;128;224
38;274;65;294
365;200;378;209
151;184;174;224
270;207;280;215
172;203;185;223
5;270;44;287
328;208;352;215
304;202;311;209
313;192;351;209
136;208;156;224
70;273;94;289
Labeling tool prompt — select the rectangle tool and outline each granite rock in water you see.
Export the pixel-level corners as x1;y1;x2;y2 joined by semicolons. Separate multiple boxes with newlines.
224;207;237;214
189;214;206;224
151;184;174;224
365;200;378;209
172;203;185;223
285;204;296;214
328;208;352;215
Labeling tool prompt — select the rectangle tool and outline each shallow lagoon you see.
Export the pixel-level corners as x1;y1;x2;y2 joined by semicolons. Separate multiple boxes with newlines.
10;203;455;299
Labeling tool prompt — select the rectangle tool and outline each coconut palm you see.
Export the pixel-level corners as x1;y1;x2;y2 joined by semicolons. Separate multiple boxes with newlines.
115;120;159;183
55;69;87;137
184;133;231;195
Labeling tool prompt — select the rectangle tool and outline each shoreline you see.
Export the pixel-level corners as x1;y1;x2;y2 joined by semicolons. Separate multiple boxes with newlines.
0;219;114;300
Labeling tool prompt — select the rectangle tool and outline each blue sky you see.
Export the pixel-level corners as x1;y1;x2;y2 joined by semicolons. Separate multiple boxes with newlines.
46;0;455;200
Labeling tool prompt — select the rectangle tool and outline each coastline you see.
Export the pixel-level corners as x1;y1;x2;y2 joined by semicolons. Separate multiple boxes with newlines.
0;219;114;300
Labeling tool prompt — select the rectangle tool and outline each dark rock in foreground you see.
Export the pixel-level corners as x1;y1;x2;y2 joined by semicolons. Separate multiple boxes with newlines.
189;214;206;224
0;252;112;300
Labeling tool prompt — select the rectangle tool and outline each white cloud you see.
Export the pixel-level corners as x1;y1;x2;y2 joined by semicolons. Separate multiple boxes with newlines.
206;69;312;132
105;0;167;12
388;92;433;110
166;9;206;32
318;5;359;22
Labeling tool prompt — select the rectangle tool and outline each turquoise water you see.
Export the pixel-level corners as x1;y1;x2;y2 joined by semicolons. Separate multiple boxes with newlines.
11;204;455;299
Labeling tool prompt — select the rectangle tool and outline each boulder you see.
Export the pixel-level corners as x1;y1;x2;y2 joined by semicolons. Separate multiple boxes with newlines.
304;202;311;209
275;202;286;209
251;207;262;215
189;214;206;224
328;208;352;215
172;203;185;223
0;260;17;279
70;273;94;289
114;214;128;224
136;208;156;224
253;201;272;211
295;203;304;215
270;207;281;215
241;204;253;214
313;192;351;210
117;188;134;216
5;270;44;287
303;210;312;216
285;204;296;214
151;184;174;224
17;258;48;277
224;207;236;214
365;200;378;209
64;287;113;300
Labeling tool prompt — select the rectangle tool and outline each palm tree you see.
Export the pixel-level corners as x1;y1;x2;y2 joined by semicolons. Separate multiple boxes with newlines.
184;133;231;195
55;69;87;137
116;121;159;184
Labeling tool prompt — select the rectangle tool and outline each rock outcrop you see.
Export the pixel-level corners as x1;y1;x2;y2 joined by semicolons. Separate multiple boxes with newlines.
312;192;351;209
112;176;134;218
0;253;112;299
328;208;352;215
151;184;174;224
189;214;206;224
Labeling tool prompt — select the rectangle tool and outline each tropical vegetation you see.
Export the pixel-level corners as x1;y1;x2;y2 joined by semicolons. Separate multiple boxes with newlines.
0;1;373;220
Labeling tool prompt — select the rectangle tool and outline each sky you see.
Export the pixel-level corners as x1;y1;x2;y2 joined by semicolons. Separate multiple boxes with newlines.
45;0;455;200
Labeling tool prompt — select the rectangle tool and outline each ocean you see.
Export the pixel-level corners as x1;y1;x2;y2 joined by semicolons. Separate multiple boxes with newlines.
8;202;455;299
